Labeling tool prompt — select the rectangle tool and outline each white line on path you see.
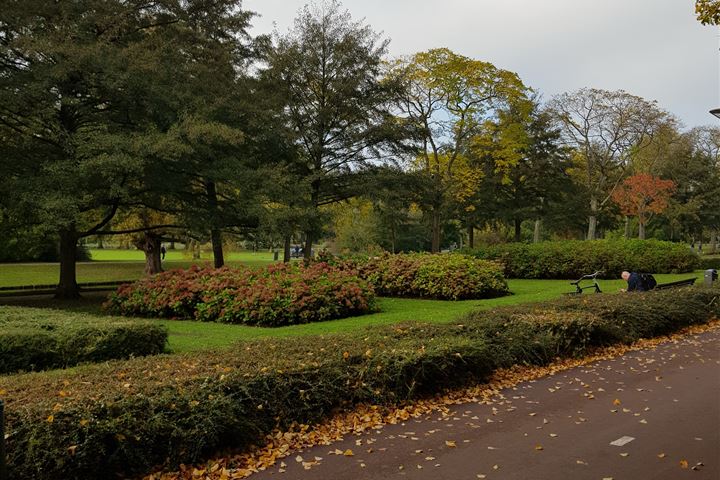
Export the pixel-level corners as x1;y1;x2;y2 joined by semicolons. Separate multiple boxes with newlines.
609;436;635;447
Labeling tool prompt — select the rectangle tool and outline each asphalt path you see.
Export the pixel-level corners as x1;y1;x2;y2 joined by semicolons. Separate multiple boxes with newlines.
252;328;720;480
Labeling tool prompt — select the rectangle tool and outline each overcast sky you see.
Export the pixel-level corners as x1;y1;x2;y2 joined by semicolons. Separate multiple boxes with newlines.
243;0;720;129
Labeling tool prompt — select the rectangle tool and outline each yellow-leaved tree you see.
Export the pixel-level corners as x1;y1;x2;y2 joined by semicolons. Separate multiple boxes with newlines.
390;48;530;251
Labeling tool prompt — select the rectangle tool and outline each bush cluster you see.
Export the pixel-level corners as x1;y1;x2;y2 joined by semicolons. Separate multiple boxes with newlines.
327;252;510;300
0;307;168;374
104;263;376;327
466;239;700;279
3;286;717;480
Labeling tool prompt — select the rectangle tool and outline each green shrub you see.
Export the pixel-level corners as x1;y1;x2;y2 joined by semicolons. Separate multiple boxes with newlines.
466;240;700;279
330;253;510;300
700;256;720;270
104;263;376;327
0;307;168;374
2;287;717;480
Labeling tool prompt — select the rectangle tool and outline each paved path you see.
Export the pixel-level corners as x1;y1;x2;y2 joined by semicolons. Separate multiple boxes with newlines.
253;328;720;480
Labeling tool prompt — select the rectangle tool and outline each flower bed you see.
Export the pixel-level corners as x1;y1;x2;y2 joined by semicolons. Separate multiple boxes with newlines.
327;252;509;300
104;263;376;327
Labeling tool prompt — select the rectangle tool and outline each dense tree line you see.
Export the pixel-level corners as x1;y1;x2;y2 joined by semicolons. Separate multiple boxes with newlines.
1;0;719;297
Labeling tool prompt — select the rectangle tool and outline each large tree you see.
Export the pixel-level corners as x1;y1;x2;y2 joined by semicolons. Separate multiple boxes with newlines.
611;173;676;239
549;88;667;240
0;1;263;295
390;48;530;252
266;0;403;261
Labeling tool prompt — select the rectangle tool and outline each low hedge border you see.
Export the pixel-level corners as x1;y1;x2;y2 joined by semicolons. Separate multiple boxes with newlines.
1;287;718;480
0;307;168;374
466;239;700;279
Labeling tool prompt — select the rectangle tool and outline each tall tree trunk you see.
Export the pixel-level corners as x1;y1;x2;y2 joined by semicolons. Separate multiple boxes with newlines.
710;229;718;254
97;235;104;249
303;233;313;262
139;234;162;275
533;219;542;243
467;224;475;249
283;235;291;263
431;208;441;253
514;219;522;242
624;216;630;239
211;228;224;268
587;195;599;240
206;181;224;268
638;221;646;240
55;229;80;299
169;241;175;250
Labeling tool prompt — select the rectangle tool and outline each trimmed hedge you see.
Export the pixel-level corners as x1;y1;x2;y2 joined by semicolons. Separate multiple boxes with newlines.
1;287;718;480
328;252;510;300
104;263;376;327
466;239;700;279
0;307;168;374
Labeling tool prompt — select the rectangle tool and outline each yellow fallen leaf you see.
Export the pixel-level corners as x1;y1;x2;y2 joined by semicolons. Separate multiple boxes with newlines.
295;455;304;463
343;449;354;456
445;440;456;448
342;351;349;359
620;453;629;457
680;460;689;469
79;419;89;426
535;445;544;451
613;399;621;406
67;445;77;456
46;415;54;423
657;453;666;458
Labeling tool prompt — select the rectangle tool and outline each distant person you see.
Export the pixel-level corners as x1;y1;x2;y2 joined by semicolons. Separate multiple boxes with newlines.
160;245;166;260
620;271;644;292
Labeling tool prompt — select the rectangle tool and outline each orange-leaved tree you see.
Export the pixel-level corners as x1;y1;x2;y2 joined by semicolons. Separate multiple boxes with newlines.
612;173;676;239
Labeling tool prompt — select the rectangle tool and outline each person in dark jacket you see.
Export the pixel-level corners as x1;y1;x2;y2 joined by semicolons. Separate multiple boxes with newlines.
621;271;644;292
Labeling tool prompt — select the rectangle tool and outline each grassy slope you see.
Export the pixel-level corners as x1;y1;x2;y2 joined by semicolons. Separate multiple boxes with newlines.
1;272;704;353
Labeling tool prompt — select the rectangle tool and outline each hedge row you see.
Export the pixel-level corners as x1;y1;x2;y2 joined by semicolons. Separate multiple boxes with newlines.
0;307;168;374
466;239;700;279
104;263;376;327
2;287;718;480
325;252;510;300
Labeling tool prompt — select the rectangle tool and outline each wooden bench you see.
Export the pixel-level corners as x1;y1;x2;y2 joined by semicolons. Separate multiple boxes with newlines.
654;278;697;290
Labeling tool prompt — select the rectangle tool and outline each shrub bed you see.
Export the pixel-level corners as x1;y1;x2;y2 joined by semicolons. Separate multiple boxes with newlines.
327;252;509;300
466;239;700;279
2;287;718;480
0;307;168;374
104;263;376;327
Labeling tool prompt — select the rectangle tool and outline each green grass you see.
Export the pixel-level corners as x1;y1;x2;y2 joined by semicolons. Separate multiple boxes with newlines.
0;249;276;287
1;272;704;353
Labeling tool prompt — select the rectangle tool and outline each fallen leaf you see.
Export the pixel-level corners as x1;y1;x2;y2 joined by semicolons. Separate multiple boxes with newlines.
680;460;689;469
445;440;457;448
535;445;544;451
613;399;621;406
657;453;666;458
343;449;354;456
295;455;304;463
620;453;629;457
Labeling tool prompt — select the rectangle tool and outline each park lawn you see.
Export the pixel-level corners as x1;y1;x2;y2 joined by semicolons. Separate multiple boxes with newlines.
0;250;276;288
1;272;703;353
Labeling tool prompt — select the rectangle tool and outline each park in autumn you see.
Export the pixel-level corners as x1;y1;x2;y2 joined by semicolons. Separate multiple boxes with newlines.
0;1;719;479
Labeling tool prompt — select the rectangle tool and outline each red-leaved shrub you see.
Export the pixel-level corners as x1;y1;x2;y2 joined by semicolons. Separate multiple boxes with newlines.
104;263;375;326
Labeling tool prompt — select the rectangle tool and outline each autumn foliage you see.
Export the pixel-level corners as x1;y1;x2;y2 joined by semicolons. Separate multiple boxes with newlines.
2;286;718;480
105;263;376;326
612;174;676;238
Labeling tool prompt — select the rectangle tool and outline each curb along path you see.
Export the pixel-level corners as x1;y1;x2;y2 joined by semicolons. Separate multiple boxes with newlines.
251;328;720;480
